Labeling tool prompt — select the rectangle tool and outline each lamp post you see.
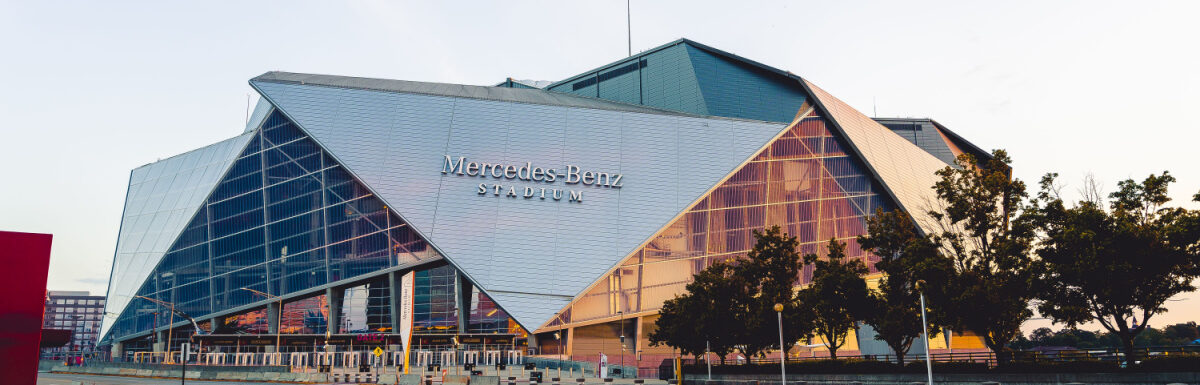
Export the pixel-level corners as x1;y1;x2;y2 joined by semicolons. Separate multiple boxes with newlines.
136;295;176;363
773;303;785;385
555;330;563;379
134;295;201;385
242;288;283;354
915;280;932;385
617;311;624;379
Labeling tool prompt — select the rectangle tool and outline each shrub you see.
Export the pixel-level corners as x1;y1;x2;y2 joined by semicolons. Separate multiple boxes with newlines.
1134;353;1200;372
903;360;989;374
995;359;1120;373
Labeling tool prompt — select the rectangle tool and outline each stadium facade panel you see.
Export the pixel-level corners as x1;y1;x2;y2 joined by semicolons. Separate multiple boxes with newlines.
100;38;989;364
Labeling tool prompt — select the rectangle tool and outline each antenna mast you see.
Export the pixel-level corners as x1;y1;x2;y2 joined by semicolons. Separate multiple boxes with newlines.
627;0;632;56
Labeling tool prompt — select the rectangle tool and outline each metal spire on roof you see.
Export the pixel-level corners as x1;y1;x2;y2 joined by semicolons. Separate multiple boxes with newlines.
627;0;632;57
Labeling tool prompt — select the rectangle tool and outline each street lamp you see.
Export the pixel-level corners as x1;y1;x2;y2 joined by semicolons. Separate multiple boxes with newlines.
554;330;563;379
242;288;283;354
773;303;785;385
136;295;178;364
915;280;932;385
134;295;201;385
617;311;624;379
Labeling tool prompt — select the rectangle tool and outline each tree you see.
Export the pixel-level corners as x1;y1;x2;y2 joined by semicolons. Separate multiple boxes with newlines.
648;226;813;362
739;226;813;360
1028;327;1055;345
648;262;753;363
797;239;872;359
923;150;1039;363
1031;171;1200;367
1162;322;1200;343
857;208;942;365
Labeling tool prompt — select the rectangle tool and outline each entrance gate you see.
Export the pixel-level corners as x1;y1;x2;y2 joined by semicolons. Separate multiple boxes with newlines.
342;351;361;368
416;350;434;368
289;352;308;369
462;351;479;365
235;352;255;366
317;352;336;367
506;350;523;365
484;350;500;366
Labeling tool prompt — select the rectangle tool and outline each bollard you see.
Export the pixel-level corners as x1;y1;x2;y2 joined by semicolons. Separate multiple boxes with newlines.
634;380;645;384
604;378;614;383
576;378;586;383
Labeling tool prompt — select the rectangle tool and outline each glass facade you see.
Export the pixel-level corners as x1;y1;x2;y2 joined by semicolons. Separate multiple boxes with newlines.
279;294;327;335
216;308;268;334
548;108;895;326
413;265;458;334
107;110;522;343
339;278;391;333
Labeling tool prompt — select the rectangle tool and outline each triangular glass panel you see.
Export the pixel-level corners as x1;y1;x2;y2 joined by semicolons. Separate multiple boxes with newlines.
547;109;897;327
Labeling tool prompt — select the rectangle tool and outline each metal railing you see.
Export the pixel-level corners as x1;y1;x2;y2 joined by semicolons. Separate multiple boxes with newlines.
723;345;1200;367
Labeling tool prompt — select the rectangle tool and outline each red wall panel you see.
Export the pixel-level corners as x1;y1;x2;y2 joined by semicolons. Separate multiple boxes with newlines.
0;231;53;385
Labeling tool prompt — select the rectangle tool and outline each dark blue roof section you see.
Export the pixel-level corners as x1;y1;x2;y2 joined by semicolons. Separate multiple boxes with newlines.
545;38;810;123
685;44;809;123
874;118;958;164
873;117;990;164
546;38;990;162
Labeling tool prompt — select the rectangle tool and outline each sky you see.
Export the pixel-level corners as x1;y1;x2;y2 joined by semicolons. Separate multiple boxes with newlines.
2;1;1198;334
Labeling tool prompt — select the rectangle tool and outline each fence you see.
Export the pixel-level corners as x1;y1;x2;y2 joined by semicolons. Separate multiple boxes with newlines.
730;345;1200;367
110;348;530;370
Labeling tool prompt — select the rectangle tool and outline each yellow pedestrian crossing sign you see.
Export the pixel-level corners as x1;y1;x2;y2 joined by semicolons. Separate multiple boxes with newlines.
373;347;384;357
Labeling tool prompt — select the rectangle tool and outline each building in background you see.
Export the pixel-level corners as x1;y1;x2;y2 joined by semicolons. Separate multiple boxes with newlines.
99;38;990;372
42;291;106;354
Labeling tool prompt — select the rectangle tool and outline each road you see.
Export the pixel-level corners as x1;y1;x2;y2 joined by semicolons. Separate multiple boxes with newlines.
38;372;289;385
39;372;670;385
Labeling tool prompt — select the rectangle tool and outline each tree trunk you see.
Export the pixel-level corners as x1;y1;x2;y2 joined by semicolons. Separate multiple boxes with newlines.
984;334;1010;367
1120;333;1137;368
828;345;838;360
892;344;906;366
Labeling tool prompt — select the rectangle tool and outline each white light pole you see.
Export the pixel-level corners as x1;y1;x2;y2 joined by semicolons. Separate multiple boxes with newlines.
774;303;785;385
705;340;711;380
916;280;932;385
555;331;562;379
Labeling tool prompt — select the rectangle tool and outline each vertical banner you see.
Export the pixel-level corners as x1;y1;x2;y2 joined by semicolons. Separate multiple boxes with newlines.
400;271;415;374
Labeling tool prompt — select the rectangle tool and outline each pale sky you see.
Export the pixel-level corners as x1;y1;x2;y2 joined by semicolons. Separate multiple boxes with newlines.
2;1;1198;334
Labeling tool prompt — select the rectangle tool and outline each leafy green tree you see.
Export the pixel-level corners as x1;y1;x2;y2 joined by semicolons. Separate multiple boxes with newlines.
923;150;1039;363
1162;322;1200;343
738;226;814;359
797;239;872;359
648;262;753;363
857;208;942;365
649;226;814;362
1031;172;1200;367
